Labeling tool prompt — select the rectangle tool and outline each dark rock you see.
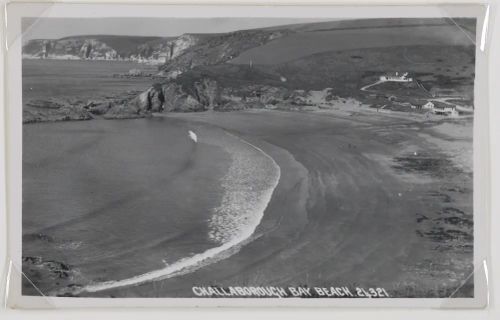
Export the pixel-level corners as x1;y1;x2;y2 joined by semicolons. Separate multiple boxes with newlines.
22;256;43;265
103;103;149;119
25;99;65;109
23;104;93;123
23;233;54;243
85;101;112;115
126;85;165;113
216;100;247;111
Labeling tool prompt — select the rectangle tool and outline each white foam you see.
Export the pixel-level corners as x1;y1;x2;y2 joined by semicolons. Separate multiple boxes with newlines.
81;132;280;293
188;130;198;143
208;132;280;244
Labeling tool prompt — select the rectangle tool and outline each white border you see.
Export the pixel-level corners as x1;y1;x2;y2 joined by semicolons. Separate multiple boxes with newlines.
3;1;491;309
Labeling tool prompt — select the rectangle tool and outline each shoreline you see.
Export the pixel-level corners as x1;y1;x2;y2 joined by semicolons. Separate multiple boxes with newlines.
22;100;474;125
23;107;473;298
22;118;233;296
87;109;473;298
79;126;282;294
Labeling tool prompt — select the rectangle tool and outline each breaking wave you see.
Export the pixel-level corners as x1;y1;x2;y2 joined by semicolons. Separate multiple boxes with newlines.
82;131;280;293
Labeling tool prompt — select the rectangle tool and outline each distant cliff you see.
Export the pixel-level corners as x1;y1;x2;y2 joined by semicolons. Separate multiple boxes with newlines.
22;35;175;63
22;33;227;65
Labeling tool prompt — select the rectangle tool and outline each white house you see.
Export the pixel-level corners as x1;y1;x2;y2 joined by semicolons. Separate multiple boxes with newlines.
432;107;458;117
379;72;413;82
422;101;435;109
431;101;459;117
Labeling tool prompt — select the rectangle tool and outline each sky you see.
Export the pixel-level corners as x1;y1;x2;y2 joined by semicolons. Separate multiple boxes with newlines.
22;17;333;41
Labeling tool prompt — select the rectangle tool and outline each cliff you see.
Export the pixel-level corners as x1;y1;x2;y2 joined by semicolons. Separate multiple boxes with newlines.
158;29;293;77
22;35;175;62
22;33;228;64
125;67;347;114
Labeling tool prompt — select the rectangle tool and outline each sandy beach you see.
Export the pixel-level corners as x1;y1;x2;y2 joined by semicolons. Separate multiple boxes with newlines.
72;108;473;298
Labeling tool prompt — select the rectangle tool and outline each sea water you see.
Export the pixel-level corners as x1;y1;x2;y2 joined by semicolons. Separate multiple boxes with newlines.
82;125;280;293
23;117;280;294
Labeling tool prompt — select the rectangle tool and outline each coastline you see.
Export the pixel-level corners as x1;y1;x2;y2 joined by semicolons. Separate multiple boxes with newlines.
84;109;473;298
14;14;479;304
22;118;233;296
79;123;282;294
22;116;284;296
80;112;311;297
21;105;473;298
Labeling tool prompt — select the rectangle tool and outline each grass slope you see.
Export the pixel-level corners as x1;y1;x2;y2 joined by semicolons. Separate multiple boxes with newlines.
174;44;474;100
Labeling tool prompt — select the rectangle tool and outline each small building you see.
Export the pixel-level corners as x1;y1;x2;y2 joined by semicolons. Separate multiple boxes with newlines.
105;50;117;60
422;101;435;109
157;52;169;63
431;101;459;117
379;72;413;82
410;100;428;110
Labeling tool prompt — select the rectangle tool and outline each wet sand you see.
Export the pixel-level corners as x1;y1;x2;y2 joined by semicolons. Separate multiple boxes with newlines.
91;109;473;298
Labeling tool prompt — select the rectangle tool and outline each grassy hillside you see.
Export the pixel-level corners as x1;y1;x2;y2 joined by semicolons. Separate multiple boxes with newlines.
168;44;474;101
231;18;476;65
263;17;475;33
274;45;475;98
159;28;293;73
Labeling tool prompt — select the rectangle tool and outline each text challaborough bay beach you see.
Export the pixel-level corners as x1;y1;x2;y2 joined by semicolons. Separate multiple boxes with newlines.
192;286;390;298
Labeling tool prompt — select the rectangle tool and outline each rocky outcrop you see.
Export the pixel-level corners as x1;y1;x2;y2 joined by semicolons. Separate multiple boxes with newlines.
164;34;200;60
162;84;205;112
84;101;112;115
103;104;150;119
22;92;145;123
159;78;219;112
118;76;247;114
127;71;361;115
23;104;94;123
22;255;84;296
22;70;364;123
127;85;165;113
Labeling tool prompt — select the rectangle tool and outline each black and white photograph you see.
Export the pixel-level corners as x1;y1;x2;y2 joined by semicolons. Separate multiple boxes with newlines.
3;3;491;308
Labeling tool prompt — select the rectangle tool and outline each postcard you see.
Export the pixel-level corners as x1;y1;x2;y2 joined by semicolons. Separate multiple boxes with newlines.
3;2;490;308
